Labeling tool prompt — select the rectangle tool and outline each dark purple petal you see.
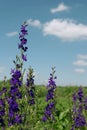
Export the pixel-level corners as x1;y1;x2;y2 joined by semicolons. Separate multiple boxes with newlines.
22;54;27;61
42;116;47;122
14;114;22;124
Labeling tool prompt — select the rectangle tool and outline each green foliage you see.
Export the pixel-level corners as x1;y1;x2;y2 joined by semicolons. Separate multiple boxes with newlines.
0;82;87;130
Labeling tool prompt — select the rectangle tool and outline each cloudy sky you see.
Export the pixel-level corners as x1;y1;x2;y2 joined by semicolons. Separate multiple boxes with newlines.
0;0;87;86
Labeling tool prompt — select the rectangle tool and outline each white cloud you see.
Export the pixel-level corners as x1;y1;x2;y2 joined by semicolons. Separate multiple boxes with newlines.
6;31;18;37
74;68;85;73
43;19;87;41
77;54;87;60
51;3;69;13
27;19;42;28
73;60;87;66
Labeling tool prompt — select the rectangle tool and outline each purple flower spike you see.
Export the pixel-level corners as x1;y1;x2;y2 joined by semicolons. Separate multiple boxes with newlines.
42;67;57;122
8;22;28;126
72;93;77;102
26;67;35;106
78;87;84;102
71;87;87;129
21;24;28;36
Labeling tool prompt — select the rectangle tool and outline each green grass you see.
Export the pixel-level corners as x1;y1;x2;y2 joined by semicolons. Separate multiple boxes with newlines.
0;81;87;130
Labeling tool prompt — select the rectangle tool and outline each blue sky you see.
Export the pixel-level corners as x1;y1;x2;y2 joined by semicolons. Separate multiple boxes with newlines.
0;0;87;86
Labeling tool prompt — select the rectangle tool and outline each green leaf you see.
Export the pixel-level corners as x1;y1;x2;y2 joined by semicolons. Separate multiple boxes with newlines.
59;109;69;120
58;125;63;130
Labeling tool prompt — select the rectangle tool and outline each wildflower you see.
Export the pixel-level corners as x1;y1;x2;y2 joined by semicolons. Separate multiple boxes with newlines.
22;54;27;61
42;67;57;122
20;24;28;36
28;99;35;105
0;99;5;107
20;38;27;45
83;97;87;110
2;87;7;93
8;22;28;126
26;67;35;105
0;98;5;127
8;97;19;113
42;115;47;122
10;69;22;86
77;87;84;102
19;23;28;61
74;114;86;127
71;87;87;129
14;114;22;124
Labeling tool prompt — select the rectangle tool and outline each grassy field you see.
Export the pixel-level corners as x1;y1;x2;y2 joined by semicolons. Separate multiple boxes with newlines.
0;80;87;130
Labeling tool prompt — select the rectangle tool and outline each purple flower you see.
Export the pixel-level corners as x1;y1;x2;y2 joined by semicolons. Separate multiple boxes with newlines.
10;70;22;86
8;97;20;126
9;110;14;118
0;98;5;127
0;109;5;116
16;92;22;99
42;115;47;122
14;114;22;124
0;91;3;96
71;125;75;130
28;90;35;98
28;99;35;105
24;46;28;52
2;87;7;93
26;78;34;86
18;44;28;52
48;78;56;87
20;24;28;36
72;93;77;102
8;22;28;127
26;67;35;106
0;99;5;107
18;23;28;65
78;87;84;102
44;102;55;119
20;38;27;45
84;97;87;110
10;86;18;96
74;114;86;128
9;100;19;113
46;88;55;101
42;67;57;122
22;54;27;61
71;87;87;129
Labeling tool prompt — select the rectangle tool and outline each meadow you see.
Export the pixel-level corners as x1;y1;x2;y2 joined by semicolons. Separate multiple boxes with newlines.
0;79;87;130
0;22;87;130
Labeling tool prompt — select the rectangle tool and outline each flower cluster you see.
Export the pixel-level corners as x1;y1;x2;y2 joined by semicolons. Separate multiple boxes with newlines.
8;22;28;126
42;67;57;122
18;22;28;62
8;97;22;126
0;98;5;127
26;67;35;105
0;87;7;96
71;87;87;130
10;69;22;87
0;78;7;128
